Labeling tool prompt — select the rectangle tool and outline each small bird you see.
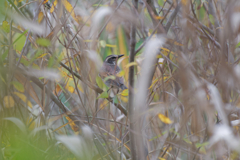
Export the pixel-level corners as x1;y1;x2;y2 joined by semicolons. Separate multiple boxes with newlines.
99;54;127;91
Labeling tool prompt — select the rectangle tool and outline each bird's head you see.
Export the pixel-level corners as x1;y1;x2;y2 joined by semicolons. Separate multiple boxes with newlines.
104;54;124;65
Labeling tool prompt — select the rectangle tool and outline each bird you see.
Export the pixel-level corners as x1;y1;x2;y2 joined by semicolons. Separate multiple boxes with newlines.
99;54;127;91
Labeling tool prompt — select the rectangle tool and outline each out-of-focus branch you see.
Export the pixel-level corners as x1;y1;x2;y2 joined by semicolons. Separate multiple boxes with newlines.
164;2;181;32
190;1;221;49
18;68;81;122
128;0;138;159
208;0;221;38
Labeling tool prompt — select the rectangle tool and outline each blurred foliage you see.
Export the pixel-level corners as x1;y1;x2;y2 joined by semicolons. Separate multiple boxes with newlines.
1;0;240;159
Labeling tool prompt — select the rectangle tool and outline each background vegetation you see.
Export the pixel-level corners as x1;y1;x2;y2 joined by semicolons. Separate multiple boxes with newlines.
1;0;240;159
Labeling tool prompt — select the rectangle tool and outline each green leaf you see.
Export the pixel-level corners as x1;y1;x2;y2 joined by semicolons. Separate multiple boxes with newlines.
1;49;8;62
120;89;128;96
96;76;104;89
2;21;10;33
158;0;164;6
99;40;106;48
183;138;192;144
104;75;115;82
4;117;27;134
36;38;51;47
209;14;214;25
195;142;209;148
13;30;28;45
97;92;108;99
16;57;30;66
113;95;118;104
12;81;24;92
236;42;240;48
47;56;54;67
198;6;205;21
13;33;26;51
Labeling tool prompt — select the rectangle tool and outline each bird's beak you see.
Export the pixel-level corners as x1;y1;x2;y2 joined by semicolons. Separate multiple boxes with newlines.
118;55;124;58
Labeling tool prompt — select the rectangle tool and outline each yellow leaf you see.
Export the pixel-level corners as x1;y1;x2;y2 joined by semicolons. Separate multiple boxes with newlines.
105;44;116;48
149;76;168;89
54;84;62;95
153;15;164;20
4;96;15;108
181;0;188;6
158;158;166;160
27;101;32;108
2;21;10;33
66;116;79;133
14;92;32;108
50;0;58;13
14;0;18;6
67;86;75;93
110;124;115;132
120;89;128;96
161;47;170;52
117;27;127;56
62;0;73;13
38;12;44;23
99;99;109;110
14;92;26;101
43;0;48;4
120;96;128;103
158;113;173;124
125;62;138;69
149;78;158;89
62;0;80;22
37;53;48;59
117;70;125;77
174;41;183;46
65;79;75;93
